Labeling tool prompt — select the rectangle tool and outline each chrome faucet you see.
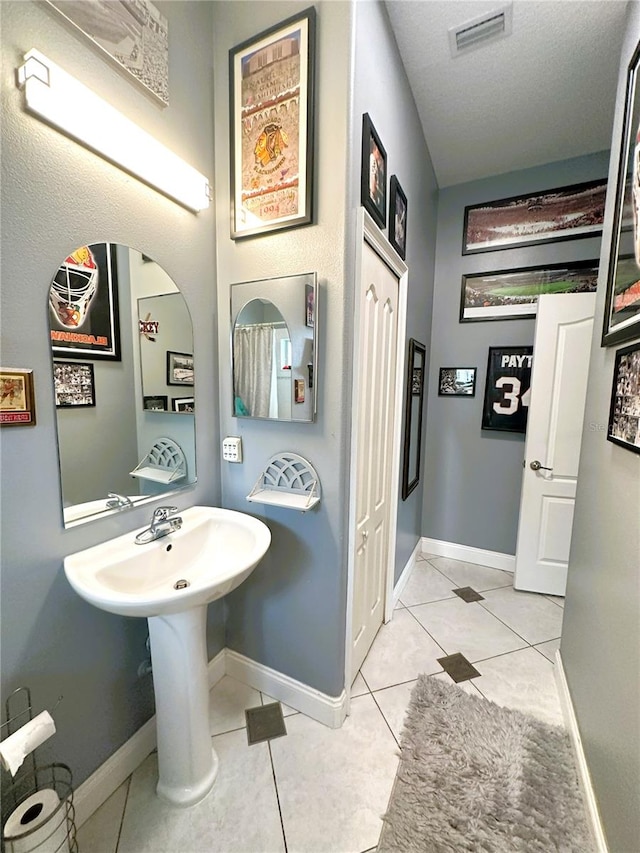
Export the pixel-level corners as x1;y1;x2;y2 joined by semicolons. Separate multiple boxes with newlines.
135;505;183;545
106;493;134;510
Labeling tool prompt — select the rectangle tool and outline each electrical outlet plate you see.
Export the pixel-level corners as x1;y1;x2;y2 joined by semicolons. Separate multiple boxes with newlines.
223;436;243;463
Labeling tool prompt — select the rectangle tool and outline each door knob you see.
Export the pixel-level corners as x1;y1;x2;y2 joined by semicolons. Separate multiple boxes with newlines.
530;460;553;472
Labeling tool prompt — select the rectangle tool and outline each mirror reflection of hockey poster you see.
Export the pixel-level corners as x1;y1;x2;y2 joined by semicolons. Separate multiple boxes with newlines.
482;346;533;433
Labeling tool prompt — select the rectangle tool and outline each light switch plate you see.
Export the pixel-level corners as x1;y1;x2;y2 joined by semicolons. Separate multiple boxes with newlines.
222;436;243;463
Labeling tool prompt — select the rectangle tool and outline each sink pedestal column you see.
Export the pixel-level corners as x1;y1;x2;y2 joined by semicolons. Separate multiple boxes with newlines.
147;604;218;807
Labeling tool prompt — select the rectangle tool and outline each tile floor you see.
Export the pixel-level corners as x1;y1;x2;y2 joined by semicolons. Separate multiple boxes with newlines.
77;551;565;853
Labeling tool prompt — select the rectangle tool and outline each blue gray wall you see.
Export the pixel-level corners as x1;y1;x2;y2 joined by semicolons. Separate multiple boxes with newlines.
0;1;221;787
561;4;640;850
351;1;439;583
423;151;609;555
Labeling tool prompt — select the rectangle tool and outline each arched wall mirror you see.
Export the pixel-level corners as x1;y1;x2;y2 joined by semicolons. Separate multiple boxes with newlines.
48;243;197;527
230;272;317;422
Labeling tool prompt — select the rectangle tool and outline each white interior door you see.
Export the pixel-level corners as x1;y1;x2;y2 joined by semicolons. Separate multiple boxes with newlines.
350;239;400;681
514;292;596;596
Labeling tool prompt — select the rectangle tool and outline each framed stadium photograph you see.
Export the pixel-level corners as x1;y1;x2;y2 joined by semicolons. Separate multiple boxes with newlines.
462;179;607;255
460;260;599;323
229;7;316;239
607;340;640;454
481;346;533;433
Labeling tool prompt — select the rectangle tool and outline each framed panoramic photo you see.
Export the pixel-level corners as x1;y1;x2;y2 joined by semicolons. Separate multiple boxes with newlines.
49;243;121;360
602;43;640;347
438;367;477;397
462;179;607;255
361;113;387;228
229;7;316;239
389;175;407;260
45;0;169;105
166;351;194;386
481;346;533;433
0;368;36;426
607;340;640;454
53;361;96;408
143;395;168;411
460;259;599;323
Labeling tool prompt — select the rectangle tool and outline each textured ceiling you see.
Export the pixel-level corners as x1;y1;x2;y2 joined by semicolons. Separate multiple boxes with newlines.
384;0;629;187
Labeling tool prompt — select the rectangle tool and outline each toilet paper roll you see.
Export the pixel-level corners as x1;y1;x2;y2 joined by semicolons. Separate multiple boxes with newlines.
3;788;70;853
0;712;56;776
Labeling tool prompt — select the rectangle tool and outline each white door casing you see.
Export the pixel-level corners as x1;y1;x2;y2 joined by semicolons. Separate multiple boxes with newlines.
514;293;596;596
346;209;408;690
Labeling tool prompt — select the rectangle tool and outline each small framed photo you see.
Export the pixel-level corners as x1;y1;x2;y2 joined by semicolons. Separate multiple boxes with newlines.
172;397;194;413
361;113;387;228
607;340;640;454
143;395;168;411
53;361;95;408
0;368;36;426
166;351;194;386
389;175;407;260
439;367;477;397
305;283;315;327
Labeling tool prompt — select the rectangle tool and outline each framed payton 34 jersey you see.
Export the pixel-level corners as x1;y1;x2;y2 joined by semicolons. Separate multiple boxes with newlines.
482;346;533;433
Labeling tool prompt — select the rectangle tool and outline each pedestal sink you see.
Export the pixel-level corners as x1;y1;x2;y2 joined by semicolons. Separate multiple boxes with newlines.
63;505;271;807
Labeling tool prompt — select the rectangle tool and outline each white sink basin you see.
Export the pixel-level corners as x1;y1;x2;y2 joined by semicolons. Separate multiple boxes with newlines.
63;505;271;808
64;505;271;617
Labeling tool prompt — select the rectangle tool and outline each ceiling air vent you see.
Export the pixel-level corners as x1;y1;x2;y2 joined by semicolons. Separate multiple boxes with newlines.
448;3;513;57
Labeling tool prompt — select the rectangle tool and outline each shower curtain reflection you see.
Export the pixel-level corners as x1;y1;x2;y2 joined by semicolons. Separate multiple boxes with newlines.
233;324;275;417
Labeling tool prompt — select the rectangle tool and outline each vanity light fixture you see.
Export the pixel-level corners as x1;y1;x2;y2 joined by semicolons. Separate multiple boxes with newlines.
16;49;211;213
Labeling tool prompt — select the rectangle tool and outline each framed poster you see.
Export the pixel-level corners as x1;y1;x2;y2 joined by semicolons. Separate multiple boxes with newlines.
607;340;640;454
53;361;96;408
361;113;387;228
46;0;169;105
438;367;477;397
463;179;607;255
460;259;599;323
166;351;194;386
229;7;316;239
481;346;533;433
389;175;407;260
603;44;640;346
49;243;121;360
0;368;36;426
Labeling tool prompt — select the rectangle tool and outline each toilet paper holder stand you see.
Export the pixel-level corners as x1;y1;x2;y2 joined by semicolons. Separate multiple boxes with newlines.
1;687;77;853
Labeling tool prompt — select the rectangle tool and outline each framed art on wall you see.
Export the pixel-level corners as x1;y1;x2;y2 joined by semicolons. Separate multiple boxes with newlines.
460;259;599;323
602;43;640;346
389;175;407;260
438;367;476;396
172;397;194;413
462;179;607;255
607;340;640;454
143;395;168;411
481;346;533;433
229;7;316;239
166;351;194;386
49;243;121;361
0;368;36;426
361;113;387;229
53;361;96;408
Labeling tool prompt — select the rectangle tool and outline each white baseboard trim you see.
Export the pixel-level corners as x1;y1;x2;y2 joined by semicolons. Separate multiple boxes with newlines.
392;539;422;609
74;715;156;830
421;537;515;573
225;649;347;730
554;651;608;853
207;647;226;689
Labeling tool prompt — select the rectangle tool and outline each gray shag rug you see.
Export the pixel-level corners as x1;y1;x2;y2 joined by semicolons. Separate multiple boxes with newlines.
378;675;594;852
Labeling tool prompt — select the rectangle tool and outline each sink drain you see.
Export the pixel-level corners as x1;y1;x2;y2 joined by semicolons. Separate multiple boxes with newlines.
173;579;190;590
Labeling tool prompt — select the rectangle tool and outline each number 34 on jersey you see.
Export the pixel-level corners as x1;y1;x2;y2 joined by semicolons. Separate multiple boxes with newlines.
482;347;533;434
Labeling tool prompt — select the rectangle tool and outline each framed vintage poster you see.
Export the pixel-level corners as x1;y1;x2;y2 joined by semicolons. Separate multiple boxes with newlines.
481;346;533;433
460;259;599;323
361;113;387;228
463;179;607;255
49;243;121;360
607;340;640;454
45;0;169;105
438;367;477;397
166;351;194;386
229;7;316;239
0;368;36;426
389;175;407;260
53;361;96;408
602;43;640;346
